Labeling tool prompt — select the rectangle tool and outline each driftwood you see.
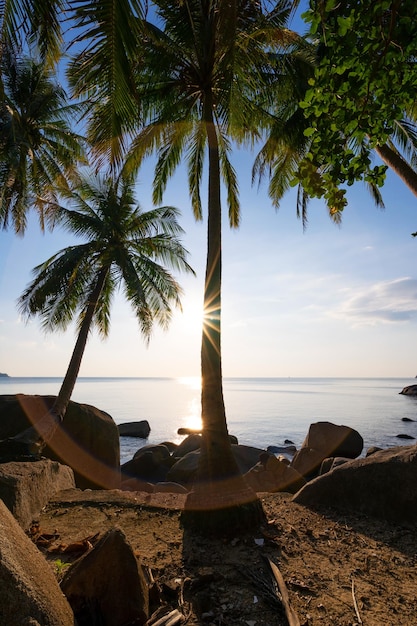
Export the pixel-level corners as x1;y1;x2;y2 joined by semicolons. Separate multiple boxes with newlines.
267;558;300;626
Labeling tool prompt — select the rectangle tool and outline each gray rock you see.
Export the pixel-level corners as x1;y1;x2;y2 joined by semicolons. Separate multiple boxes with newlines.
267;444;297;456
319;456;350;475
121;444;173;483
61;528;149;626
0;500;74;626
293;444;417;522
174;434;203;458
167;444;265;486
0;459;75;529
0;394;120;490
366;446;383;457
244;454;305;494
118;420;150;438
399;385;417;395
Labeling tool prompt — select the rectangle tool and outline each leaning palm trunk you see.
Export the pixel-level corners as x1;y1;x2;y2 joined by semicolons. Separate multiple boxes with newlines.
182;100;265;533
0;268;108;457
374;143;417;198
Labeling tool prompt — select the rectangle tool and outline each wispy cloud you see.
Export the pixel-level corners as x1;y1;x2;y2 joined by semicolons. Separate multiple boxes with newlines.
334;277;417;324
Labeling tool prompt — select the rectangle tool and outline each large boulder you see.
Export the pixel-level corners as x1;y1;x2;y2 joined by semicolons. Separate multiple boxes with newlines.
291;421;363;479
61;528;149;626
293;444;417;522
0;499;75;626
167;444;265;486
121;444;173;483
0;459;75;529
118;420;150;438
244;454;306;494
0;394;120;489
173;434;203;458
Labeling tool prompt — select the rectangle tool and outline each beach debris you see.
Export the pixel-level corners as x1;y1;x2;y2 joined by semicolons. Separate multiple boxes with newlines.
267;558;301;626
351;577;363;624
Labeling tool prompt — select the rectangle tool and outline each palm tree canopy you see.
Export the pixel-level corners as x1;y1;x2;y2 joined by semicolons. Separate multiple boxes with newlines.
123;0;306;226
17;170;195;340
0;51;86;233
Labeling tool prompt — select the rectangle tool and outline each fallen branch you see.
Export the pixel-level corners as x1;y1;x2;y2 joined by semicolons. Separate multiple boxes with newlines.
267;558;300;626
351;577;363;624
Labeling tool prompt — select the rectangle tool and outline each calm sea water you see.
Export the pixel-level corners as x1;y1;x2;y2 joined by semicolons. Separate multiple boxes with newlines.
1;377;416;463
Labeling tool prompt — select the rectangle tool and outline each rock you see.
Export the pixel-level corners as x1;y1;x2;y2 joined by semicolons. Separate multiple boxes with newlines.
293;444;417;522
121;444;173;483
159;441;178;454
167;444;265;486
0;394;120;490
366;446;383;457
173;434;203;458
267;444;297;456
0;499;74;626
399;385;417;395
232;444;266;473
153;481;189;494
0;459;75;529
244;454;305;494
178;427;202;435
120;477;154;493
396;433;415;439
402;417;415;422
166;450;200;485
319;457;350;475
291;422;363;478
61;528;149;626
118;420;151;438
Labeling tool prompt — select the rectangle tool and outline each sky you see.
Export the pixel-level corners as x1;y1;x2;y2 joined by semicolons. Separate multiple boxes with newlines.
1;7;417;379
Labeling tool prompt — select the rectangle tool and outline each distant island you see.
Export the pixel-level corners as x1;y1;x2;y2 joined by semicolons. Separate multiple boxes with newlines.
0;372;9;377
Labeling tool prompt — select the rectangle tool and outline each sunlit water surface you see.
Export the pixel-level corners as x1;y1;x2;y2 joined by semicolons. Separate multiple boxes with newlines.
1;376;416;463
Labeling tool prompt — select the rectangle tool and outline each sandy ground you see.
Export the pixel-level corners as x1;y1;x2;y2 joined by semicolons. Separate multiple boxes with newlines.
32;488;417;626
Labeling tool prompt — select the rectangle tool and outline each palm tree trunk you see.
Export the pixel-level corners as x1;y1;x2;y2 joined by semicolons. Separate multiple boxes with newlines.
374;143;417;197
183;93;264;533
198;94;237;483
0;268;108;457
51;267;109;420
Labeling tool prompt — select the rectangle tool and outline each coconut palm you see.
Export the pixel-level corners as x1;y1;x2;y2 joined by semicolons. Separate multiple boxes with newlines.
1;168;194;454
101;0;308;532
0;49;86;233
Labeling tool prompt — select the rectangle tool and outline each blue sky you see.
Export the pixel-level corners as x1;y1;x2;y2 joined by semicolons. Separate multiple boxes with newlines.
1;4;417;379
1;146;417;378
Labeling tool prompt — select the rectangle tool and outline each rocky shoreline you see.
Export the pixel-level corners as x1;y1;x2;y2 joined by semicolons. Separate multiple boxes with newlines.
1;392;417;625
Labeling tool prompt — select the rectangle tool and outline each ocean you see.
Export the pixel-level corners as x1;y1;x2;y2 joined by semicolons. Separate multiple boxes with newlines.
1;376;416;463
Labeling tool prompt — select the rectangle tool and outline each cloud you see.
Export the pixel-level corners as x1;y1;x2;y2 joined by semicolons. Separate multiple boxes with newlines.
334;277;417;325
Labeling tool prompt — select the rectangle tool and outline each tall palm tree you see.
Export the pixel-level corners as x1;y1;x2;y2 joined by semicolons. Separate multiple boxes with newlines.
1;168;194;454
0;50;86;233
106;0;307;532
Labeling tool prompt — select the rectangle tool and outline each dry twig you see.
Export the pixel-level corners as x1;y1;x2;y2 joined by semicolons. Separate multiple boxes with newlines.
351;577;363;624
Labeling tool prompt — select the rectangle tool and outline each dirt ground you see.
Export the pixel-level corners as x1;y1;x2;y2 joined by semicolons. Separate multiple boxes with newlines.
33;488;417;626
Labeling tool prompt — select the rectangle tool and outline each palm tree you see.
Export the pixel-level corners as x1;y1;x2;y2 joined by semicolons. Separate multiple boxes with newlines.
0;168;194;454
104;0;307;532
0;49;86;233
